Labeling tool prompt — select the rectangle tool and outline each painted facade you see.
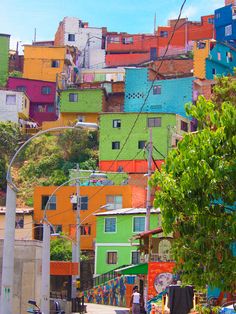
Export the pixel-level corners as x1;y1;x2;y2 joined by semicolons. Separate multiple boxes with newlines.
206;42;236;79
33;185;143;252
0;34;10;86
215;2;236;42
157;15;215;57
80;67;125;83
99;113;190;172
194;40;236;80
55;17;106;69
0;89;30;123
7;77;57;125
94;208;160;275
0;207;33;240
124;68;194;117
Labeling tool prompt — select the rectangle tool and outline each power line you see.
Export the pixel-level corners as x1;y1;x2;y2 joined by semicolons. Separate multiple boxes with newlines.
102;0;188;172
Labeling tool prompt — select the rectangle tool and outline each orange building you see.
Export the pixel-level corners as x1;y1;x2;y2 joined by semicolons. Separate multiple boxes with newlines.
34;185;146;253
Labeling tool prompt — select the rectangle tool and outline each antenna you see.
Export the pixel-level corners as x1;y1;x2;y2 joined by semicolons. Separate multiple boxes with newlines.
34;28;37;43
154;13;156;34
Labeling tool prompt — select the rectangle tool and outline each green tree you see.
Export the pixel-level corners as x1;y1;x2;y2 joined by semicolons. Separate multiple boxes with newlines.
50;236;72;261
151;93;236;291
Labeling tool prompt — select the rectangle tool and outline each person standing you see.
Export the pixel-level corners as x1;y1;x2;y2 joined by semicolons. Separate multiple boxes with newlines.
130;286;142;314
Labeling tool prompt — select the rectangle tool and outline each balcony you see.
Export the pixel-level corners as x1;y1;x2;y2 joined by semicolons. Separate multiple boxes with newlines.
140;253;175;263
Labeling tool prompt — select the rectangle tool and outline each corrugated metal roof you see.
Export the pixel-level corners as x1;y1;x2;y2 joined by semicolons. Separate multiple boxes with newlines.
0;207;33;214
94;207;161;216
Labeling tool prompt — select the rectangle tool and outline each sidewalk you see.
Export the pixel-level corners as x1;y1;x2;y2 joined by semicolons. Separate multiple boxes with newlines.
83;303;130;314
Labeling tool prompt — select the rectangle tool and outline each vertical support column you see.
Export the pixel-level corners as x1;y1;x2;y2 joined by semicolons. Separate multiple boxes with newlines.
145;128;153;231
41;222;51;314
0;184;16;314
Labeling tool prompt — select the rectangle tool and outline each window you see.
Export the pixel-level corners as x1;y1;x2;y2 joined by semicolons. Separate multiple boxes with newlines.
69;93;78;102
16;86;26;92
208;17;214;24
147;117;162;127
108;36;120;43
80;196;88;210
15;214;24;229
107;252;117;264
112;141;120;149
80;225;91;235
133;217;145;232
181;120;188;132
212;68;216;75
153;85;161;95
225;25;232;36
197;41;206;49
50;225;62;234
41;195;56;210
68;34;75;41
138;140;146;149
131;251;140;264
226;51;233;62
78;115;85;122
47;105;54;112
233;6;236;19
160;31;168;38
215;13;220;19
105;217;116;232
51;60;60;68
106;195;123;210
113;119;121;128
6;95;16;105
217;52;221;61
41;86;51;95
122;37;133;44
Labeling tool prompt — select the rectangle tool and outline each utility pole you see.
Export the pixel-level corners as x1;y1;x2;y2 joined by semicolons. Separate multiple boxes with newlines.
87;33;90;69
71;164;80;298
145;128;153;231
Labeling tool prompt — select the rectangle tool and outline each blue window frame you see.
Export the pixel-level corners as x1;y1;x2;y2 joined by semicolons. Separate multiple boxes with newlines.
133;217;145;232
105;217;116;232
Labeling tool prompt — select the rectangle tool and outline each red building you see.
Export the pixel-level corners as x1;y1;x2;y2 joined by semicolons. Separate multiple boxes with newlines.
157;15;215;57
105;33;158;67
7;77;57;125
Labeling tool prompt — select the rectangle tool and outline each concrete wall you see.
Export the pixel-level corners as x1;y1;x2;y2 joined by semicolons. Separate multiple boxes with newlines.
0;239;42;314
0;90;30;123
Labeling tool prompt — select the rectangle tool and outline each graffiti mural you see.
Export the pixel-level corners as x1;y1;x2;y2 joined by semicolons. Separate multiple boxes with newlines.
83;276;128;307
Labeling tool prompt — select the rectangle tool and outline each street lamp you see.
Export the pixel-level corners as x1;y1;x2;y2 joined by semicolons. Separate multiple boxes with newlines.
0;122;98;314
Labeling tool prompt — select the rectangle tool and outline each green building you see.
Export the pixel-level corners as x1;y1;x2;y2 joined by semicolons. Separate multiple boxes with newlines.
99;113;190;164
60;88;105;113
0;34;10;87
94;208;160;275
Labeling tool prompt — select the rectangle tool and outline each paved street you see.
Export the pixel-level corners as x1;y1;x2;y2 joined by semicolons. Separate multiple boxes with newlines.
83;303;130;314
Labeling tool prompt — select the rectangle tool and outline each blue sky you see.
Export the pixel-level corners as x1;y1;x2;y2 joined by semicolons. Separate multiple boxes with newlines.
1;0;224;51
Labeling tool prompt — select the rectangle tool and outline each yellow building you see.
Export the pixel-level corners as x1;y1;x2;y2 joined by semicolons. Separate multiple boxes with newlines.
0;207;34;240
193;40;211;79
23;45;67;82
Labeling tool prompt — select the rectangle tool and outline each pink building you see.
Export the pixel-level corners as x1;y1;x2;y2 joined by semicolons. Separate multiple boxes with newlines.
7;77;57;125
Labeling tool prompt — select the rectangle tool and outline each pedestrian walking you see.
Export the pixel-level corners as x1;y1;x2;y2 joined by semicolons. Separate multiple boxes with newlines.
130;286;142;314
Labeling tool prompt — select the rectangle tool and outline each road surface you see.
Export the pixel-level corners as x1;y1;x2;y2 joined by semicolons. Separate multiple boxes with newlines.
84;303;130;314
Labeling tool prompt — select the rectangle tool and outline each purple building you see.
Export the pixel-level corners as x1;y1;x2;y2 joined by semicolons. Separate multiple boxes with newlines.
7;77;57;125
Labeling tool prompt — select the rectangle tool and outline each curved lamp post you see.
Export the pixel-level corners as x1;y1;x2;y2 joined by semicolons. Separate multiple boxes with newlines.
0;122;98;314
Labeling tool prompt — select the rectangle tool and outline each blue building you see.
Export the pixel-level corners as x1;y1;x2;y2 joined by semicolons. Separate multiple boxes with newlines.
215;2;236;43
124;68;194;118
206;42;236;79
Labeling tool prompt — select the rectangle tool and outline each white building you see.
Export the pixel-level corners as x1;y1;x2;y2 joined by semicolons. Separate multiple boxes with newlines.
0;89;30;123
55;17;106;69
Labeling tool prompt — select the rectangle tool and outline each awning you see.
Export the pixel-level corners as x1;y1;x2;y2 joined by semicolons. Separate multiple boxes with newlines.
115;263;148;275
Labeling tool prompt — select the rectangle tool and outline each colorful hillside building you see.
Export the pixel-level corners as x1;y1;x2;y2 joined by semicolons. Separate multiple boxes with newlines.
55;17;106;69
42;87;106;130
99;113;190;173
94;208;160;275
23;45;80;84
215;0;236;43
0;34;10;87
0;89;30;123
193;40;236;79
124;68;194;118
7;77;57;125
